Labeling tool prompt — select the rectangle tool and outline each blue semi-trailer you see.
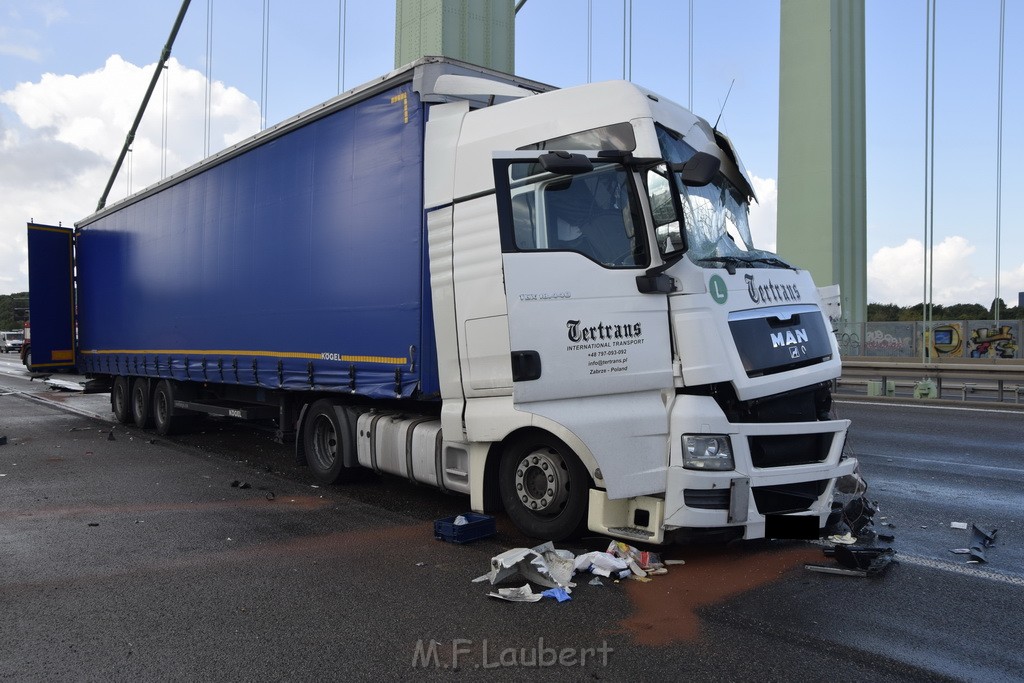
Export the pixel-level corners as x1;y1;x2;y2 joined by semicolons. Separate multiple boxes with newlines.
27;56;857;542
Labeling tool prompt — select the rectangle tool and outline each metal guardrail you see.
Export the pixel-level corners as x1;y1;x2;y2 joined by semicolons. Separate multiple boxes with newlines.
839;359;1024;403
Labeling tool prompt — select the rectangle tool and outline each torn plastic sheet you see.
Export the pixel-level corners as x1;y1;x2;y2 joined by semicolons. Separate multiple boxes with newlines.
488;584;543;602
476;542;575;588
541;587;572;602
574;551;630;578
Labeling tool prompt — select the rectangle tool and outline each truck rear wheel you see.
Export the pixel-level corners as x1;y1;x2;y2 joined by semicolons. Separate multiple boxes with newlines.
499;433;590;541
303;400;356;484
152;380;180;436
130;378;153;429
111;376;132;424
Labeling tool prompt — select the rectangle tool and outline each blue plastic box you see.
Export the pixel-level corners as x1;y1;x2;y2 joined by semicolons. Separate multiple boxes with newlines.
434;512;496;544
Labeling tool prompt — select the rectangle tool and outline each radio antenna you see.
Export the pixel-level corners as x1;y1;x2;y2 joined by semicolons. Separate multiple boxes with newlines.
713;78;735;131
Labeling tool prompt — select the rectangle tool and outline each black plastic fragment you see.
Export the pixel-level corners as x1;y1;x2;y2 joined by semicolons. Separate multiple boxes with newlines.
969;524;998;563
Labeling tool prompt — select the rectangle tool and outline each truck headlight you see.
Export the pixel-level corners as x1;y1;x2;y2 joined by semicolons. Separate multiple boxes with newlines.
682;435;734;471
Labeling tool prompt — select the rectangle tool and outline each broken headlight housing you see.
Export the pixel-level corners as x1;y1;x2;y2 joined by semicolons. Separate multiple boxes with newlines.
682;435;734;471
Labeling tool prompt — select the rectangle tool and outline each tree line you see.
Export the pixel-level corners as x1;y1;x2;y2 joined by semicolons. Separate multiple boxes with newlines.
0;292;29;331
868;299;1024;322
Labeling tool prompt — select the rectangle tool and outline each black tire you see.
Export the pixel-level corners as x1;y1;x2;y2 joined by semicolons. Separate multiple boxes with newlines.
302;400;356;484
498;433;590;541
111;376;132;424
152;380;179;436
130;377;153;429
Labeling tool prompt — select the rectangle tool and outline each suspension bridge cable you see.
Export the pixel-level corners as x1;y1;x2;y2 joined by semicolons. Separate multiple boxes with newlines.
995;0;1005;322
261;0;270;129
337;0;347;93
204;0;213;157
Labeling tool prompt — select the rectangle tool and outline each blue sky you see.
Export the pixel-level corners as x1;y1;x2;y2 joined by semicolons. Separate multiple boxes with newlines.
0;0;1020;308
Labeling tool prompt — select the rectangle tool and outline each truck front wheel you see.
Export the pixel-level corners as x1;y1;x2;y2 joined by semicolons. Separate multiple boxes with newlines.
499;434;590;541
303;400;356;484
111;376;131;424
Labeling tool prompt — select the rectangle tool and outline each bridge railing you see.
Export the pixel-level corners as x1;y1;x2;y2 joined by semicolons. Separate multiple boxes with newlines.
838;358;1024;403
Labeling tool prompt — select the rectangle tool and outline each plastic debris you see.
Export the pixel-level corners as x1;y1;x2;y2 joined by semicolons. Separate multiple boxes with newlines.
950;521;968;530
453;515;468;526
488;585;543;602
541;587;572;602
664;559;686;566
969;524;998;563
478;542;575;588
606;540;664;571
827;532;857;545
588;577;604;587
807;546;896;578
574;551;629;578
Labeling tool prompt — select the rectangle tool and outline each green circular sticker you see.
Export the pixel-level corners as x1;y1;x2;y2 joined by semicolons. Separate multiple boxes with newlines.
709;275;728;304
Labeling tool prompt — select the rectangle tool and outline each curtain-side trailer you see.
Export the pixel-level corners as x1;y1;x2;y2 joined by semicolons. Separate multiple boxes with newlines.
27;56;857;543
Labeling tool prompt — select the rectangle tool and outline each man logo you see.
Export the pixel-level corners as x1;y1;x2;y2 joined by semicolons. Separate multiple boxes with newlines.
771;329;809;348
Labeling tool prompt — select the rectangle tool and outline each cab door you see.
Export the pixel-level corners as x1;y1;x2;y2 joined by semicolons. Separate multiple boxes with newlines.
26;223;76;371
494;154;673;406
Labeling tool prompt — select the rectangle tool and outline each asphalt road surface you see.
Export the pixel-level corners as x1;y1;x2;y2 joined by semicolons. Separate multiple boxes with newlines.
1;356;1022;681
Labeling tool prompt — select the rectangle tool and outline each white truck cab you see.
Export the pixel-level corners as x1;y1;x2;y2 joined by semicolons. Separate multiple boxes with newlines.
425;77;856;542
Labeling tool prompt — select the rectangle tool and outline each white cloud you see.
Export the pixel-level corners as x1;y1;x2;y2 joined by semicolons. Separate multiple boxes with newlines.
0;55;260;294
748;175;777;252
866;235;996;306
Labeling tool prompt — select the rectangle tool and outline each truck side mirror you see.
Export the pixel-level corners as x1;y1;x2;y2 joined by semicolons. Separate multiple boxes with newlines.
670;152;720;187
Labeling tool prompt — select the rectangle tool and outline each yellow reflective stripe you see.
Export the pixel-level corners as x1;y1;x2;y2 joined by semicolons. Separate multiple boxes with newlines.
80;349;408;365
51;350;74;361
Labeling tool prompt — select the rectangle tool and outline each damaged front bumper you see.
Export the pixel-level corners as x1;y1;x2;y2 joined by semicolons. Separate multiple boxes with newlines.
587;395;857;544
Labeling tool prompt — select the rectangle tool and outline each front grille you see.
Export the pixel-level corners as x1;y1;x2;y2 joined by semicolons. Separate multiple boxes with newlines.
689;381;834;425
749;433;833;468
752;480;828;514
684;488;731;510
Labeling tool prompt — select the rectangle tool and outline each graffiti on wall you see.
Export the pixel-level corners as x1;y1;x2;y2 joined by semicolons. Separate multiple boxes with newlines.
927;323;963;358
968;323;1018;359
862;324;914;356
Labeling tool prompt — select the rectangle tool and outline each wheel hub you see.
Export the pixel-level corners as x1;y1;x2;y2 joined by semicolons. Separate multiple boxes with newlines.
310;415;338;470
514;448;568;513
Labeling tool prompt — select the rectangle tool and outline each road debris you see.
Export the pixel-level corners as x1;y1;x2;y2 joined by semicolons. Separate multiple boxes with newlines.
950;521;968;530
807;546;896;578
541;587;572;602
488;584;544;602
477;542;575;588
478;539;679;602
968;524;998;564
435;512;496;544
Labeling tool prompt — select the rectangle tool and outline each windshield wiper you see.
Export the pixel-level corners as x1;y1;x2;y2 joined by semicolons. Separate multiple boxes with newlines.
695;255;744;274
697;255;794;273
735;256;796;270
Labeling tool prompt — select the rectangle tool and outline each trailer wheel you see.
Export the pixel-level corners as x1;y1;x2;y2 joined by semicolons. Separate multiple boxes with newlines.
130;378;153;429
498;433;590;541
303;400;354;484
152;380;180;436
111;376;132;424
